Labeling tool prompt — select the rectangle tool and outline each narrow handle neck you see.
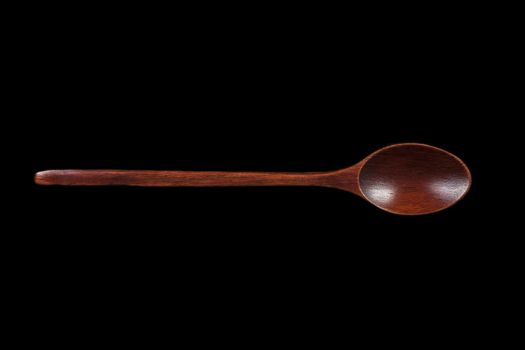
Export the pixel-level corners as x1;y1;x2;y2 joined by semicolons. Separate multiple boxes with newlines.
35;169;331;187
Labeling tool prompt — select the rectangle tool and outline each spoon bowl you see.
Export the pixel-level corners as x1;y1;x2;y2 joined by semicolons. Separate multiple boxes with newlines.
356;143;471;215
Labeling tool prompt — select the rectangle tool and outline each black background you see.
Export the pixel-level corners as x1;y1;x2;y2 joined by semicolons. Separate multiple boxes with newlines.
15;4;513;344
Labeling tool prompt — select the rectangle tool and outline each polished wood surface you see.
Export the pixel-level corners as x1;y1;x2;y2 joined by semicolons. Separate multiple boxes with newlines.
34;169;329;187
358;144;471;215
35;143;471;215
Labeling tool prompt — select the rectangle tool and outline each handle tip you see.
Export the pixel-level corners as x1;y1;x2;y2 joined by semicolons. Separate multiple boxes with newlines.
35;170;54;185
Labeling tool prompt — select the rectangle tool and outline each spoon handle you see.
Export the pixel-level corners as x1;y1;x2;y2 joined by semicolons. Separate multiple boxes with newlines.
34;169;329;187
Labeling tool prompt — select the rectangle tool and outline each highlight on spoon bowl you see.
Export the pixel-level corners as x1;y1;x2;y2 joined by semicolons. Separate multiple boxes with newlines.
357;143;471;215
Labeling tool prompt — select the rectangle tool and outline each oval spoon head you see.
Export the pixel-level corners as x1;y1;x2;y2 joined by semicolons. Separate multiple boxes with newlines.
357;143;471;215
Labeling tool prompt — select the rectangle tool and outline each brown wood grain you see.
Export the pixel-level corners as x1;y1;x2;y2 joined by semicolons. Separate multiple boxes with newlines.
34;143;471;215
34;169;336;187
357;144;471;215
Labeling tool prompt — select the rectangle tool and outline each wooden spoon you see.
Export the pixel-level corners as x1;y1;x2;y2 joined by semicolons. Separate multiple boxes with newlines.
35;143;471;215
